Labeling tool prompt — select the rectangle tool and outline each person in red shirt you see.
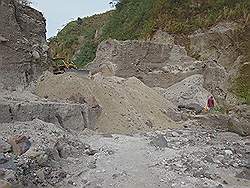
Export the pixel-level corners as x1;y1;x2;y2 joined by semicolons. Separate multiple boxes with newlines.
207;96;215;111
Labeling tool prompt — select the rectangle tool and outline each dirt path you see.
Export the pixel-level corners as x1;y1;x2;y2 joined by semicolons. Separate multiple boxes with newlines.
59;128;250;188
0;119;249;187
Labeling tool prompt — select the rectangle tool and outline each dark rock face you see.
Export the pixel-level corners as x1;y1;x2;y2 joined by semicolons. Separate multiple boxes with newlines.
0;0;49;90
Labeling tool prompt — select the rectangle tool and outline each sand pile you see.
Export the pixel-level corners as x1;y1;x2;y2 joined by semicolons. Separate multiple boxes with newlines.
36;72;179;134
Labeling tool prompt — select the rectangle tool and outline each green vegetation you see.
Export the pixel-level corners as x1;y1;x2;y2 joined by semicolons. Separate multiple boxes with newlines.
74;41;98;67
212;106;227;114
232;63;250;104
231;23;250;104
49;12;112;67
103;0;250;39
155;0;249;33
101;0;155;40
49;0;250;67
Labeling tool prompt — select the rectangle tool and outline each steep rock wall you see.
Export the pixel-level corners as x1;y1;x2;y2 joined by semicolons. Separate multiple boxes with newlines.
87;39;201;89
0;0;49;90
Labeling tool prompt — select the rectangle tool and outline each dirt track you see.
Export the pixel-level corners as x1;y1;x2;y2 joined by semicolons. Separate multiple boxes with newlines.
1;119;249;188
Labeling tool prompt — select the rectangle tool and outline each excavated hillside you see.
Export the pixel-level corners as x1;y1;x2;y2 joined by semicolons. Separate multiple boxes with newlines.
0;0;249;188
49;0;250;103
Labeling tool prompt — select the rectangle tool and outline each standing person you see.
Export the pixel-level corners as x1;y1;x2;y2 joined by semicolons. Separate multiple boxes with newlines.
207;96;215;112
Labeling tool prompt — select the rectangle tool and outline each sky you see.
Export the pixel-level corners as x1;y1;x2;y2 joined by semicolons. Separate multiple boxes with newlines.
31;0;113;38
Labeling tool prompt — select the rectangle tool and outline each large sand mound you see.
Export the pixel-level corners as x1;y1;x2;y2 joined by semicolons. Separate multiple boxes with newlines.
36;72;179;134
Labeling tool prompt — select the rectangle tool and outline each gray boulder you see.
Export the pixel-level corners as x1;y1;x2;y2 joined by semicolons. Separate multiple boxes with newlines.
203;60;229;99
193;114;230;130
178;103;204;114
150;134;168;148
228;105;250;136
154;74;211;110
0;96;102;131
228;115;250;136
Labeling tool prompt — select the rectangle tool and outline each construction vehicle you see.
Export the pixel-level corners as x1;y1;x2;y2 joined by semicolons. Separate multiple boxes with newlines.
52;57;77;75
52;57;90;77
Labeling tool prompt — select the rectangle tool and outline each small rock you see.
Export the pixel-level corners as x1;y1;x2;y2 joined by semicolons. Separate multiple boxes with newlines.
106;149;115;155
150;135;168;148
82;179;88;184
85;148;98;156
171;132;179;137
222;180;228;184
204;172;215;180
0;138;11;153
204;155;214;163
32;50;40;60
112;174;119;179
214;155;224;164
216;184;223;188
232;163;238;168
145;120;153;128
0;154;8;164
174;161;183;168
36;153;49;166
0;169;5;177
183;124;188;128
35;169;45;180
68;180;76;186
42;44;49;52
224;150;233;156
193;169;205;178
7;135;31;156
0;35;8;43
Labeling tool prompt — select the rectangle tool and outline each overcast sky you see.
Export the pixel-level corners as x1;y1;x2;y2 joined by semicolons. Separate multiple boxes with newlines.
31;0;112;38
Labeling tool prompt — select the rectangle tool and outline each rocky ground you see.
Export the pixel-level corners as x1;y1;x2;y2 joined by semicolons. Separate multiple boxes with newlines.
0;119;249;188
0;1;249;187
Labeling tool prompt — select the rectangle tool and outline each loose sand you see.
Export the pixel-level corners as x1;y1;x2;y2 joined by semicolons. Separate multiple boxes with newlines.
36;72;179;134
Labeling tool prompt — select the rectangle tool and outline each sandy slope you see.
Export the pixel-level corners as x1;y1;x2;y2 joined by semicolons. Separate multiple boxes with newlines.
36;72;179;134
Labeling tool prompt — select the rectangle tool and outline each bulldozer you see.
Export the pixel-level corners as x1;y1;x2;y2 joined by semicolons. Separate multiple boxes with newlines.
52;57;90;77
52;57;77;75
